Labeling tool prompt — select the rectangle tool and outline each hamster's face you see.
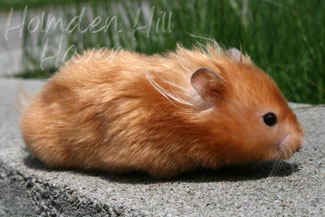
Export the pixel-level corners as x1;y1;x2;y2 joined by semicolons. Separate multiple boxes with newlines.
217;92;304;162
191;64;304;164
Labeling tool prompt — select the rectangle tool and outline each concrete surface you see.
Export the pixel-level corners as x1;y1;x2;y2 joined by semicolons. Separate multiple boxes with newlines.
0;78;324;216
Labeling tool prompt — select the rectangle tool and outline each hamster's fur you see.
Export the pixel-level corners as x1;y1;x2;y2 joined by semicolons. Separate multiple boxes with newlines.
20;44;304;178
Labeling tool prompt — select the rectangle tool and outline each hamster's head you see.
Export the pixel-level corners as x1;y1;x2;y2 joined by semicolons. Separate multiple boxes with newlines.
190;56;304;165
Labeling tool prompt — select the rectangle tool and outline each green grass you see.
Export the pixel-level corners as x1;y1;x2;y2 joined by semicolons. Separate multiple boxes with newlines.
9;0;325;104
0;0;108;11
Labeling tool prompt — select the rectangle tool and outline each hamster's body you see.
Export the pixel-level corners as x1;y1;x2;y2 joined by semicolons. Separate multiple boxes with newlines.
20;45;303;178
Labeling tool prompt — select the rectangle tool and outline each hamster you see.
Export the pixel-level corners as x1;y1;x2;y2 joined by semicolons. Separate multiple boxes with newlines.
20;43;304;178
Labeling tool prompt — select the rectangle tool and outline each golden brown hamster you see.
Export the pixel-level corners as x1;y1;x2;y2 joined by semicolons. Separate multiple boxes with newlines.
20;44;304;178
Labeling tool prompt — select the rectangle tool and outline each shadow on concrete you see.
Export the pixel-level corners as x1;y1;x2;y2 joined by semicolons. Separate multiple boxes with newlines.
23;152;300;184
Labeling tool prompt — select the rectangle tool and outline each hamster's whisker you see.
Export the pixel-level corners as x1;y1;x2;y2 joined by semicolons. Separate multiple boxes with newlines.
290;161;294;173
284;148;292;160
268;161;276;177
269;160;281;177
273;160;281;177
277;160;284;176
275;160;284;176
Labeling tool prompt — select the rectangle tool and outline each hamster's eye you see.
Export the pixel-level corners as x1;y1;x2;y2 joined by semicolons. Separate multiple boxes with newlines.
263;112;277;126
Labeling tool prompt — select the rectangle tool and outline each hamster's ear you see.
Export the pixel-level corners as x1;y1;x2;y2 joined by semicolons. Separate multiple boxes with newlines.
227;48;251;63
227;48;242;61
191;67;225;103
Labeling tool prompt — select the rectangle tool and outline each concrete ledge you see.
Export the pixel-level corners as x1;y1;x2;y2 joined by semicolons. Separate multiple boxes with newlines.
0;148;133;216
0;78;324;216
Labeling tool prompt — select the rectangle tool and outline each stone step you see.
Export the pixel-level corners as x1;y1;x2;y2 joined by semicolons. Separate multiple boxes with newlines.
0;78;324;216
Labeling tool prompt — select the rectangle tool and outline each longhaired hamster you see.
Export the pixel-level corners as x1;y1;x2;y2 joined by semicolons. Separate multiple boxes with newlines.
20;43;304;178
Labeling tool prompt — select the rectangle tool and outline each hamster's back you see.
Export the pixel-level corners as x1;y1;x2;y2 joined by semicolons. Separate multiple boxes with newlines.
20;49;202;177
